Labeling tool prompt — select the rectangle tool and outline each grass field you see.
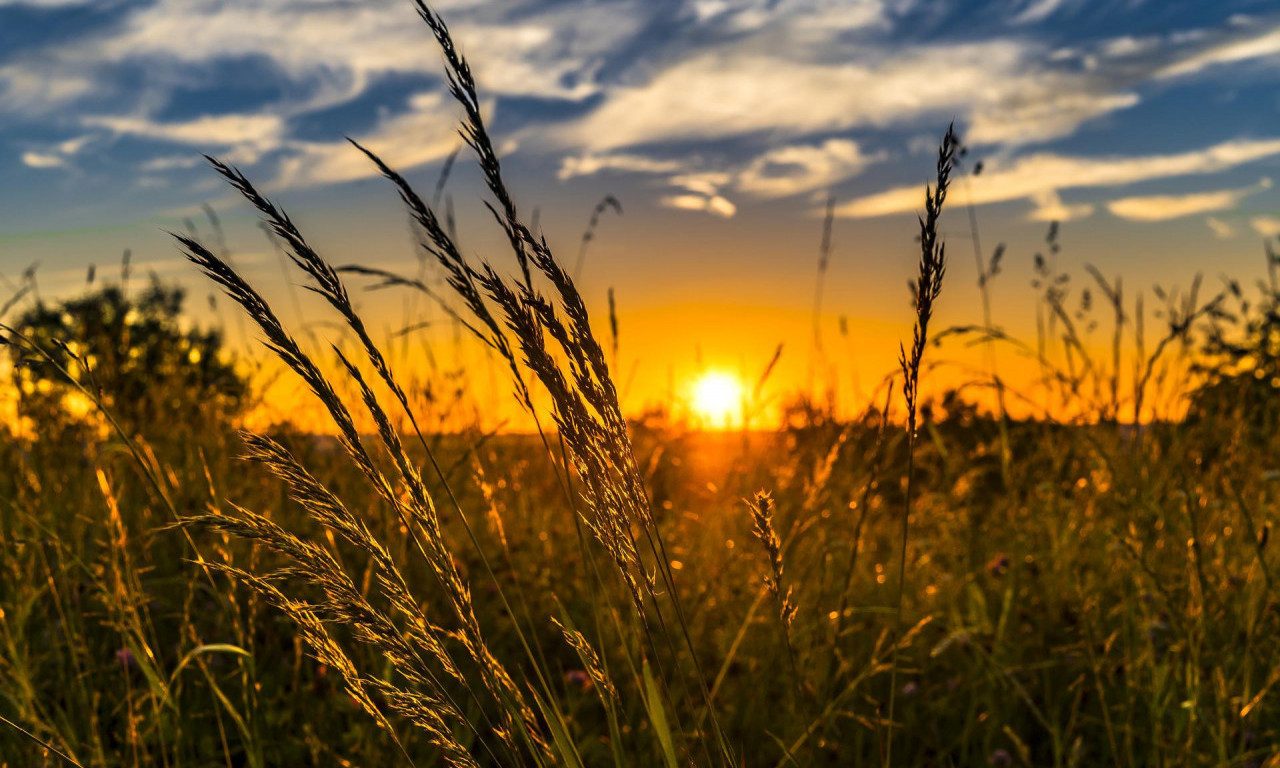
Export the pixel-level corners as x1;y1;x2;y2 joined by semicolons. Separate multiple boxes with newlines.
4;2;1280;767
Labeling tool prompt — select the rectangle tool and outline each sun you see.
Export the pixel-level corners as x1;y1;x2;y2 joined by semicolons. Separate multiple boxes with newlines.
691;371;743;429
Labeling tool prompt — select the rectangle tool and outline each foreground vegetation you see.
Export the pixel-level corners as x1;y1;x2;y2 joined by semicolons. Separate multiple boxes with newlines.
5;2;1280;766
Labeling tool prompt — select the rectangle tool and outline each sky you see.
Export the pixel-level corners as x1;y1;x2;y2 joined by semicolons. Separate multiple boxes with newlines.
4;0;1280;424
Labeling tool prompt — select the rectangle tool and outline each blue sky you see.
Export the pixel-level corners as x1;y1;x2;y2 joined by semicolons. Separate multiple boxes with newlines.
5;1;1280;238
4;0;1280;224
4;0;1280;408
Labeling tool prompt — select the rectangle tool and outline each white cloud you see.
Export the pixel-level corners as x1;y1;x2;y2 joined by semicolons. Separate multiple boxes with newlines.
76;92;459;189
669;171;733;198
660;193;737;218
1252;216;1280;238
562;40;1135;152
21;151;65;169
560;139;880;201
1098;35;1158;59
0;0;656;190
0;64;92;114
86;113;285;147
689;0;886;36
56;134;92;155
0;0;93;5
1157;25;1280;79
1011;0;1069;25
274;91;461;188
88;0;638;103
15;132;95;171
558;153;686;180
837;137;1280;218
84;112;287;164
1206;217;1236;239
1106;179;1271;221
1028;190;1093;222
967;89;1137;146
736;139;880;197
140;155;205;172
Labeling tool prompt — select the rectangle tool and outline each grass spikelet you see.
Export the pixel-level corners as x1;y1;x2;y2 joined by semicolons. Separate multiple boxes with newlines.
887;124;959;766
176;223;548;760
573;194;623;281
550;617;618;703
358;5;735;757
746;490;796;632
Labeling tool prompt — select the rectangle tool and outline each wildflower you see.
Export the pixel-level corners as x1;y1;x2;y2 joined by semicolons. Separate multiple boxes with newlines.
990;748;1013;766
115;647;137;671
565;670;591;692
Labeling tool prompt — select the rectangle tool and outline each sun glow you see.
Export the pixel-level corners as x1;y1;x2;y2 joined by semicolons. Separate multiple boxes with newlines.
691;371;743;429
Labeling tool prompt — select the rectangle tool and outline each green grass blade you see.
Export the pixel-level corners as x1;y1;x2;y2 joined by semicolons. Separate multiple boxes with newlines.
642;658;679;768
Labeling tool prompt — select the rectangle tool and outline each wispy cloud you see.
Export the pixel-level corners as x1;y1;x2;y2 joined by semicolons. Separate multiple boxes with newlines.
1011;0;1071;26
1252;216;1280;238
660;193;737;218
687;0;886;36
562;40;1135;152
1156;25;1280;79
85;113;286;162
86;0;636;103
1206;216;1236;239
21;151;66;169
16;134;95;171
1028;190;1094;222
558;153;687;180
736;139;881;198
1106;179;1271;222
275;92;462;188
0;63;92;115
837;138;1280;218
0;0;94;6
564;138;882;204
1;0;643;187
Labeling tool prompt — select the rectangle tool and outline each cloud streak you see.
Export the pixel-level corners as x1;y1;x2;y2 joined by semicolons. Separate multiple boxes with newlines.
562;40;1136;152
274;92;462;188
1106;179;1271;222
837;138;1280;218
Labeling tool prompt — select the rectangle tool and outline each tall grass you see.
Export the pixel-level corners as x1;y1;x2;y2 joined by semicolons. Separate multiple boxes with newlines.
165;2;740;763
886;125;958;767
5;1;1280;766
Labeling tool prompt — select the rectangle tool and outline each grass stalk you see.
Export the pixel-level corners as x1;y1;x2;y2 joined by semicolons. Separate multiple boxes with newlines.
885;124;959;767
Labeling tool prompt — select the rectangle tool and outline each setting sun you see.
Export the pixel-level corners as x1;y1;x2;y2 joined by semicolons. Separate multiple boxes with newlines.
691;371;743;429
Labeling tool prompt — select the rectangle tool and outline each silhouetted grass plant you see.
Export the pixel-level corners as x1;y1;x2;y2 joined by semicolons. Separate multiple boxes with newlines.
884;125;958;767
165;2;744;764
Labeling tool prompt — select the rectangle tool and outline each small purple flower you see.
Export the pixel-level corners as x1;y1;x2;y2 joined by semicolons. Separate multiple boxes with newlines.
990;749;1013;767
565;670;591;691
900;681;918;697
115;648;137;671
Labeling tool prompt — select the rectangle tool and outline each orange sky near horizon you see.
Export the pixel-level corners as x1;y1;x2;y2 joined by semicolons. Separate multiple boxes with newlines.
1;183;1248;436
